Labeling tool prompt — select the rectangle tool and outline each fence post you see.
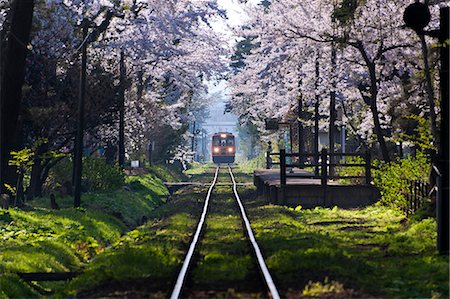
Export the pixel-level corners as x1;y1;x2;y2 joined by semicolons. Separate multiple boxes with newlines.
321;148;328;187
365;150;371;184
280;148;286;186
266;141;272;169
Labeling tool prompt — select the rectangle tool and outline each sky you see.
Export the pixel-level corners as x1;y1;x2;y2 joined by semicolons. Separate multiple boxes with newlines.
202;0;255;135
200;0;261;159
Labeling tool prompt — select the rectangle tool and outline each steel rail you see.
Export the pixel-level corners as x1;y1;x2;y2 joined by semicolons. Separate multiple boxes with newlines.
228;166;281;299
170;167;219;299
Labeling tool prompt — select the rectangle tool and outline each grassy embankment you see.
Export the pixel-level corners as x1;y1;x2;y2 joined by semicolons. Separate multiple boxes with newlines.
0;164;181;298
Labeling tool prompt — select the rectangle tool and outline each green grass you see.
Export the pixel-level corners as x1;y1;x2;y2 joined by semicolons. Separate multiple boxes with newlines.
246;200;449;298
192;185;257;285
66;187;207;296
0;168;174;298
237;154;266;173
149;164;187;182
30;173;169;227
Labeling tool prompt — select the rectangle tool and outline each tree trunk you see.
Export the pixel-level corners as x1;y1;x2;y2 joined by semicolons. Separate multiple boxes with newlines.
357;42;390;162
26;155;42;201
26;142;47;201
329;45;337;175
419;34;438;147
118;50;126;168
0;0;35;194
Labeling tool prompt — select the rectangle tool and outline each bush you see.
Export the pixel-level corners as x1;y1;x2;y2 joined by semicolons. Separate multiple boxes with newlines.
50;157;125;192
372;153;430;211
336;152;431;212
82;157;125;191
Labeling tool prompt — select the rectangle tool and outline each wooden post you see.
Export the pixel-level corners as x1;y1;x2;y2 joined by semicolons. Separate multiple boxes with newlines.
365;150;371;185
321;148;327;187
266;141;272;169
280;148;286;186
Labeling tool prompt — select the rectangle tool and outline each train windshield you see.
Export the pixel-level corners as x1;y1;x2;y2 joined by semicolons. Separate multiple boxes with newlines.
212;135;234;146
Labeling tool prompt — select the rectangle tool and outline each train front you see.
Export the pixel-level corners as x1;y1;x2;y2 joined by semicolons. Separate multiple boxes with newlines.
212;132;235;164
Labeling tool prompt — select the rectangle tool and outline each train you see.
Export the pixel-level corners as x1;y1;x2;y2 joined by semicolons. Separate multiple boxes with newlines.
212;132;235;164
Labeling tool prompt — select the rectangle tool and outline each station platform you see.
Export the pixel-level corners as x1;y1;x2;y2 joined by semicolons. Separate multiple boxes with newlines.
254;169;380;208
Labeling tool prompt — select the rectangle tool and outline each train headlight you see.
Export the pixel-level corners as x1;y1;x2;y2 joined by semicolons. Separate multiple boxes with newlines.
220;134;227;138
228;147;234;153
213;147;220;153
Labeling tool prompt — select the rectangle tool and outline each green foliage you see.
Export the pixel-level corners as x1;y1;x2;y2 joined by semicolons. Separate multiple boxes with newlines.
0;274;39;298
335;155;366;184
82;157;125;191
8;149;34;172
50;156;125;193
388;218;437;255
148;164;187;182
399;115;434;151
237;153;266;173
302;277;345;297
372;153;429;210
332;0;362;25
337;151;431;213
31;173;168;227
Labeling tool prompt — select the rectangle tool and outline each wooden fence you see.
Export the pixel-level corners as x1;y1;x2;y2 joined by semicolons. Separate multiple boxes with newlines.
403;179;431;215
267;148;372;186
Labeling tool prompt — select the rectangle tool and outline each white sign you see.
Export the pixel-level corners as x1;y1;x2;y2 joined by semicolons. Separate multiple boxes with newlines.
131;160;139;168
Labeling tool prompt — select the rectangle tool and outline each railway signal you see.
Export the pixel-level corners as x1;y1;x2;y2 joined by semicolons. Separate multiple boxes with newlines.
404;3;449;254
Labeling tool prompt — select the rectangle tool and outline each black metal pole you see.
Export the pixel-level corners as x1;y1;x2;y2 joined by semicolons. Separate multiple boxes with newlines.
438;6;449;255
118;50;126;168
73;19;88;208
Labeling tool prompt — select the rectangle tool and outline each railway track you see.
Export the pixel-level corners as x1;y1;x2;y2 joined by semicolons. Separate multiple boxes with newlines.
170;166;280;299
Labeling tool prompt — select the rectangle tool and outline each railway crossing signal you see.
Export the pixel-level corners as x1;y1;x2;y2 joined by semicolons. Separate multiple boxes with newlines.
404;4;449;254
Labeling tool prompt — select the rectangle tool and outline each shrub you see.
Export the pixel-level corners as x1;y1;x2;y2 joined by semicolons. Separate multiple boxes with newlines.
82;157;125;191
50;157;125;192
372;153;430;211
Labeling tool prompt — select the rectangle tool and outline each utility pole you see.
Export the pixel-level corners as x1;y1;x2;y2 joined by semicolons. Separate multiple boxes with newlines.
73;19;88;208
118;50;126;168
437;7;449;255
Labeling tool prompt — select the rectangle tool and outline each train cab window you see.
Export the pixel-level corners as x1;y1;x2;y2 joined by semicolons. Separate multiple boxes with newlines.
212;137;220;146
227;138;234;145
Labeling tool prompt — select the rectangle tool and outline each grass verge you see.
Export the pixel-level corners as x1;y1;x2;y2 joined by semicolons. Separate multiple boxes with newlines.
245;196;449;298
0;165;177;298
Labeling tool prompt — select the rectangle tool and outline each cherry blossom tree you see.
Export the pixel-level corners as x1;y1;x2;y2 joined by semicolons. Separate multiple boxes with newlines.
228;0;443;162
